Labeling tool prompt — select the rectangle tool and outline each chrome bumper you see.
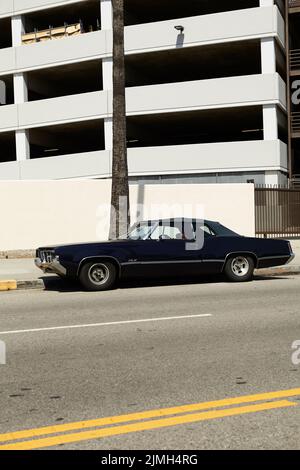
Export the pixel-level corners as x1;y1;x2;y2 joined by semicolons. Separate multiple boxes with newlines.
35;257;67;276
286;253;295;265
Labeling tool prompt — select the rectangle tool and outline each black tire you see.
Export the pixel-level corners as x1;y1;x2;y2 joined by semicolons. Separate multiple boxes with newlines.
224;255;255;282
79;261;117;291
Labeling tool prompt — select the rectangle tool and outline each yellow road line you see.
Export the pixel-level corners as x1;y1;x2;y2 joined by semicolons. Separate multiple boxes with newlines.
0;387;300;444
0;400;296;450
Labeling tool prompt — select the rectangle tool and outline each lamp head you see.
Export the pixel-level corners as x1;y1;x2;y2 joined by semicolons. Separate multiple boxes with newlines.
174;25;184;34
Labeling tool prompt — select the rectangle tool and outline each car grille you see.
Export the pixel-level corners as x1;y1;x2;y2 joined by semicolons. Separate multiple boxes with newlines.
37;249;55;263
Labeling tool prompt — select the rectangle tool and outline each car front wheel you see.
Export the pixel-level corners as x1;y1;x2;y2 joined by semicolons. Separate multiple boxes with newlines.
224;255;255;282
79;261;117;291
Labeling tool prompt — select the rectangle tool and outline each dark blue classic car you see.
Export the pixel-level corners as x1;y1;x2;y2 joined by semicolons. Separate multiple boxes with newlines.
35;218;294;291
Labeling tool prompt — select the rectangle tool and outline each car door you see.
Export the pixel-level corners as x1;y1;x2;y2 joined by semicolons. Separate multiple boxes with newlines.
123;220;203;278
194;221;226;274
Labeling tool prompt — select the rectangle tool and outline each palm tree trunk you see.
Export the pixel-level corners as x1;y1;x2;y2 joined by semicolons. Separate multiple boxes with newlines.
109;0;130;239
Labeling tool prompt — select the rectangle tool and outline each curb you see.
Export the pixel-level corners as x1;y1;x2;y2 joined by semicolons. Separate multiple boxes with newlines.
255;266;300;276
0;280;17;291
0;279;45;291
17;279;45;290
0;267;299;292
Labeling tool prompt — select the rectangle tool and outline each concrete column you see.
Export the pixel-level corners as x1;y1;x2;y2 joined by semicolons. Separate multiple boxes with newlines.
260;37;276;74
263;105;278;140
102;57;113;151
100;1;113;152
11;15;30;161
104;117;113;150
265;171;280;186
102;57;113;90
100;0;113;30
14;73;30;161
11;15;24;47
260;0;274;6
15;131;30;162
13;72;28;104
261;36;278;142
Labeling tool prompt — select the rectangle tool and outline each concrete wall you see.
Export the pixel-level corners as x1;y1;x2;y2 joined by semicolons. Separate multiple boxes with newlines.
0;141;287;181
0;74;286;133
0;181;255;251
126;6;284;53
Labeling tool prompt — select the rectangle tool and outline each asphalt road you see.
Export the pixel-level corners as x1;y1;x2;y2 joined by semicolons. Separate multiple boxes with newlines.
0;275;299;450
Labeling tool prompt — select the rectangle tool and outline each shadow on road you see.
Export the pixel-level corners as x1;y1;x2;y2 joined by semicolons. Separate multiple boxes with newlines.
40;273;290;293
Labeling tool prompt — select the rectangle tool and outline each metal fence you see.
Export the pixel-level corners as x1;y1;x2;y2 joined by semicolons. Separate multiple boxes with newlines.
289;0;300;7
255;187;300;238
290;49;300;71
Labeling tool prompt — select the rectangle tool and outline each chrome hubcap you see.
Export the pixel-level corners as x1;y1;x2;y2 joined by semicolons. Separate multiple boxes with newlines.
231;257;249;277
88;264;109;285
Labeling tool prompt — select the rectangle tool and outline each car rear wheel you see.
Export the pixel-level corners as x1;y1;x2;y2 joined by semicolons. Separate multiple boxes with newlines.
224;255;255;282
79;261;117;291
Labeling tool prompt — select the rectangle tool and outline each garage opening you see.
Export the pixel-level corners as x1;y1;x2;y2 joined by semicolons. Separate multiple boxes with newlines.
27;60;102;101
22;0;100;44
0;75;14;105
29;119;105;159
0;132;16;162
0;17;12;49
126;40;261;87
125;0;259;26
127;107;264;147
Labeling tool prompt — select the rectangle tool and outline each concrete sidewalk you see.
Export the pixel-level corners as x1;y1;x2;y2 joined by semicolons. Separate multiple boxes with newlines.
0;258;53;291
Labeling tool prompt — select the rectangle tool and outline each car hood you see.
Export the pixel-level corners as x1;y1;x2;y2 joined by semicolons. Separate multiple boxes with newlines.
37;239;132;251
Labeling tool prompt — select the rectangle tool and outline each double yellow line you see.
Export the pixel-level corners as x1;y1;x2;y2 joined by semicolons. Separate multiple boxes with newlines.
0;387;299;450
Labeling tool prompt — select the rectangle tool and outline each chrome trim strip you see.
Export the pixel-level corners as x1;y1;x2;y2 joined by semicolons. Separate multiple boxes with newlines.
258;255;292;260
121;259;224;266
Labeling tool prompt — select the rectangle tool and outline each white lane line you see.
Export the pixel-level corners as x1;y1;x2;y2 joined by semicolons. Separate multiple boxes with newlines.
0;314;212;336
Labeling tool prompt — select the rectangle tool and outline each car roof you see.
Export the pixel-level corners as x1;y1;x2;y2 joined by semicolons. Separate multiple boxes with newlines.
139;218;217;224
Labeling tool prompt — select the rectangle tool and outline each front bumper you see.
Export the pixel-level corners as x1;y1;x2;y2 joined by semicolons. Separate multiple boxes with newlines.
35;257;67;276
286;253;295;265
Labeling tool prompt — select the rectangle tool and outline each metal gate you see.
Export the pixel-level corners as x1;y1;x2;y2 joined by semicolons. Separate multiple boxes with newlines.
255;187;300;238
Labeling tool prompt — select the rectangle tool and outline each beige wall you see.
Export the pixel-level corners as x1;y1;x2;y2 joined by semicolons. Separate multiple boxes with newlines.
0;181;255;251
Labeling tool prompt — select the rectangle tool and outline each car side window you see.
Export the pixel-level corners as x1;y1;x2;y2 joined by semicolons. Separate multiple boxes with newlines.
151;225;183;240
151;221;195;240
193;222;216;237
